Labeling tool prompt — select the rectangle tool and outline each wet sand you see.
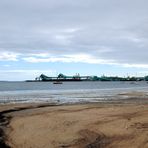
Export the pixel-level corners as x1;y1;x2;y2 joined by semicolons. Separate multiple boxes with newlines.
0;96;148;148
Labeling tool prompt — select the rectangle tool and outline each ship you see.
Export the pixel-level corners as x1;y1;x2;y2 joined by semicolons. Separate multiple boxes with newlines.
53;81;63;84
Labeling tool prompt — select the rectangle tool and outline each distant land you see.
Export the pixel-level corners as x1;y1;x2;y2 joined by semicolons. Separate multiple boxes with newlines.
26;73;148;82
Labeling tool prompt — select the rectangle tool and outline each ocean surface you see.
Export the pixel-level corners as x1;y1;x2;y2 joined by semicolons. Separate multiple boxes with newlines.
0;81;148;104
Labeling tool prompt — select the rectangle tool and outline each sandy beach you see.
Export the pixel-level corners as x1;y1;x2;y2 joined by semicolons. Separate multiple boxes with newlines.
0;96;148;148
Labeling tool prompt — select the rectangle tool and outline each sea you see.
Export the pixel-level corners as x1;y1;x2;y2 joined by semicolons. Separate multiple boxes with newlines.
0;81;148;104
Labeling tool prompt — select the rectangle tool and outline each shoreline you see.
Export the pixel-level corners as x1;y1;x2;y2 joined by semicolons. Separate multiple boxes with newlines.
1;89;148;105
0;96;148;148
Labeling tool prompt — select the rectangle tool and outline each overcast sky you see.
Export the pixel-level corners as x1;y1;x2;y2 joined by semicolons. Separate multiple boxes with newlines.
0;0;148;80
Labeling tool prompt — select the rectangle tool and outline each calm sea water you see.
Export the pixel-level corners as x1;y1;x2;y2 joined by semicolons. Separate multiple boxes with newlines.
0;81;148;104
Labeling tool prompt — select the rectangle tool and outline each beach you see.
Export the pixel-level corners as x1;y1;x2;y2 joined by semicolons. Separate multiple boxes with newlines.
0;95;148;148
1;0;148;147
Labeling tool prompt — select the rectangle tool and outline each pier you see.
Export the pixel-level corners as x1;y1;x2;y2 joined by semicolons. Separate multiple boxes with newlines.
26;73;148;82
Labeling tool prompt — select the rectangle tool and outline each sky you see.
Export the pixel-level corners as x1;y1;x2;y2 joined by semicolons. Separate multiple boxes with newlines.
0;0;148;81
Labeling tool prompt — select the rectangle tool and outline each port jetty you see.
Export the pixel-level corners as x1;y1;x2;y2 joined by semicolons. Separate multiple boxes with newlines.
26;73;148;82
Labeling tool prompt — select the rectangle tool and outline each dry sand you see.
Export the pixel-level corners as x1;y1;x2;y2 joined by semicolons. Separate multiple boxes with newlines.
0;94;148;148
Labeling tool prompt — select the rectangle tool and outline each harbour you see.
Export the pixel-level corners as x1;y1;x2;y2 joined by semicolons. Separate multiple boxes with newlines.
26;73;148;82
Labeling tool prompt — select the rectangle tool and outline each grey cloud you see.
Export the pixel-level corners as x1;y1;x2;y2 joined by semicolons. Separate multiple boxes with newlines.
0;0;148;65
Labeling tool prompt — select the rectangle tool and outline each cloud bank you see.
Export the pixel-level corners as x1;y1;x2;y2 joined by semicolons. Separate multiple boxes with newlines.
0;0;148;67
